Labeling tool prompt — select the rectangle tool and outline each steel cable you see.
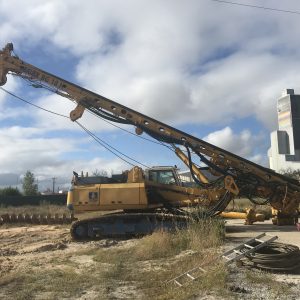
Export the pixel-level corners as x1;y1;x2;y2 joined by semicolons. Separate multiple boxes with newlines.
242;242;300;272
0;87;149;168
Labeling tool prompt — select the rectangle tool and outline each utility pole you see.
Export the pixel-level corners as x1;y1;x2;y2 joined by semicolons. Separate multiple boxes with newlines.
52;177;56;194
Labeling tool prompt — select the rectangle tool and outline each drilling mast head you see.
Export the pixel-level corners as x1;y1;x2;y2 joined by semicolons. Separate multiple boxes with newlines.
0;43;13;86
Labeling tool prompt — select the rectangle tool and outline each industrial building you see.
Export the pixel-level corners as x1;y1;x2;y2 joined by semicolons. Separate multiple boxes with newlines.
268;89;300;173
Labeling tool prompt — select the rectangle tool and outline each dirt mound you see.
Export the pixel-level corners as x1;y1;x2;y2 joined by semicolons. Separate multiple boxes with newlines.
0;249;18;256
33;242;68;252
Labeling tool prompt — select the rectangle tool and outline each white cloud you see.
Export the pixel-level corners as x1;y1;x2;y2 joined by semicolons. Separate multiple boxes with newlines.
0;156;127;191
70;2;300;130
203;126;265;163
2;0;300;182
0;1;65;46
2;1;300;130
0;126;43;138
0;134;75;173
0;124;128;188
32;156;127;192
249;153;264;165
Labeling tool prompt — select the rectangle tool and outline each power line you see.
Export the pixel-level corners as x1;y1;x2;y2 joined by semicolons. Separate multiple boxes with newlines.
75;121;149;168
0;86;201;169
0;87;149;169
12;75;174;152
210;0;300;15
7;74;176;153
0;84;172;151
0;87;69;118
86;109;174;151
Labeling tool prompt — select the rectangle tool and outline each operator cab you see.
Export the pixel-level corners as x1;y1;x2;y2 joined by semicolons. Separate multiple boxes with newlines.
145;166;181;186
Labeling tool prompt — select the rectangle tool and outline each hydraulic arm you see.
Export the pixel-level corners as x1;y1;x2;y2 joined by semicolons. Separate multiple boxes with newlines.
1;43;300;225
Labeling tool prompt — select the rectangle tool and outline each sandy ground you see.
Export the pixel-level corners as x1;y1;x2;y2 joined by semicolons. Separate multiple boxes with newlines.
0;219;300;299
0;224;142;299
0;224;137;277
0;225;70;278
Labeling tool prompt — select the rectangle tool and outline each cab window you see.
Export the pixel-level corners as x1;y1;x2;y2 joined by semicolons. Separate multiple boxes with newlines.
149;170;177;185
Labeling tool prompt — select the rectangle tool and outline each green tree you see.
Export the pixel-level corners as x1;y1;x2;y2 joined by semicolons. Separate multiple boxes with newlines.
0;186;22;196
22;170;38;196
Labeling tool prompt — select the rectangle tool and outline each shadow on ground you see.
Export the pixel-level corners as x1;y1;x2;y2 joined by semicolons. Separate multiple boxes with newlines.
226;222;297;233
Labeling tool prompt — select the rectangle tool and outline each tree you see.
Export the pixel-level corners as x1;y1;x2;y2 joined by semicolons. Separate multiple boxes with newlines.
280;168;300;181
22;170;38;196
92;169;108;177
0;186;22;196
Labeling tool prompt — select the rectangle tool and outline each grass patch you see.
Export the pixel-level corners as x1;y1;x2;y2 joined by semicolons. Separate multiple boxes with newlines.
158;264;229;300
90;217;227;299
245;269;274;284
0;203;69;216
0;272;25;288
134;218;224;260
244;269;295;299
0;266;109;300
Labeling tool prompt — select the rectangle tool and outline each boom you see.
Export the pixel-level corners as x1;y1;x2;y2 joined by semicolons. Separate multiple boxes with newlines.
1;43;299;224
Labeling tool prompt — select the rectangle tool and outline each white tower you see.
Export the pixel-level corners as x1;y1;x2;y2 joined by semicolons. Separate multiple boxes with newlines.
268;89;300;172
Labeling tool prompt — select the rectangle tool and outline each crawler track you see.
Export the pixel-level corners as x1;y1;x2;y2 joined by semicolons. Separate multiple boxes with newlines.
70;212;192;240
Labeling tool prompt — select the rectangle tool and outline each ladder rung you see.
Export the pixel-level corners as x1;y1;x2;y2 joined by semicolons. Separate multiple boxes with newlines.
222;255;231;260
255;239;265;243
223;234;278;265
174;280;182;287
186;273;195;280
221;235;266;256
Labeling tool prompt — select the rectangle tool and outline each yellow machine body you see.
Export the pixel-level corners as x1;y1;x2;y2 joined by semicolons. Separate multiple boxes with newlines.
67;166;229;214
67;182;148;212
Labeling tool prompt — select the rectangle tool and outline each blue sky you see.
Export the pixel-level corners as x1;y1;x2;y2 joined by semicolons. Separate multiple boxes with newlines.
1;0;300;191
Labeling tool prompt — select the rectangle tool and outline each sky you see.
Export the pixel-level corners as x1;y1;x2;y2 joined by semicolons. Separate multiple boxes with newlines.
1;0;300;192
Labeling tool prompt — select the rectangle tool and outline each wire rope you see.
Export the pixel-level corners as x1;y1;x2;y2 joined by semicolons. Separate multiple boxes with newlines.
75;121;149;168
210;0;300;15
0;87;149;168
242;242;300;272
8;74;176;152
